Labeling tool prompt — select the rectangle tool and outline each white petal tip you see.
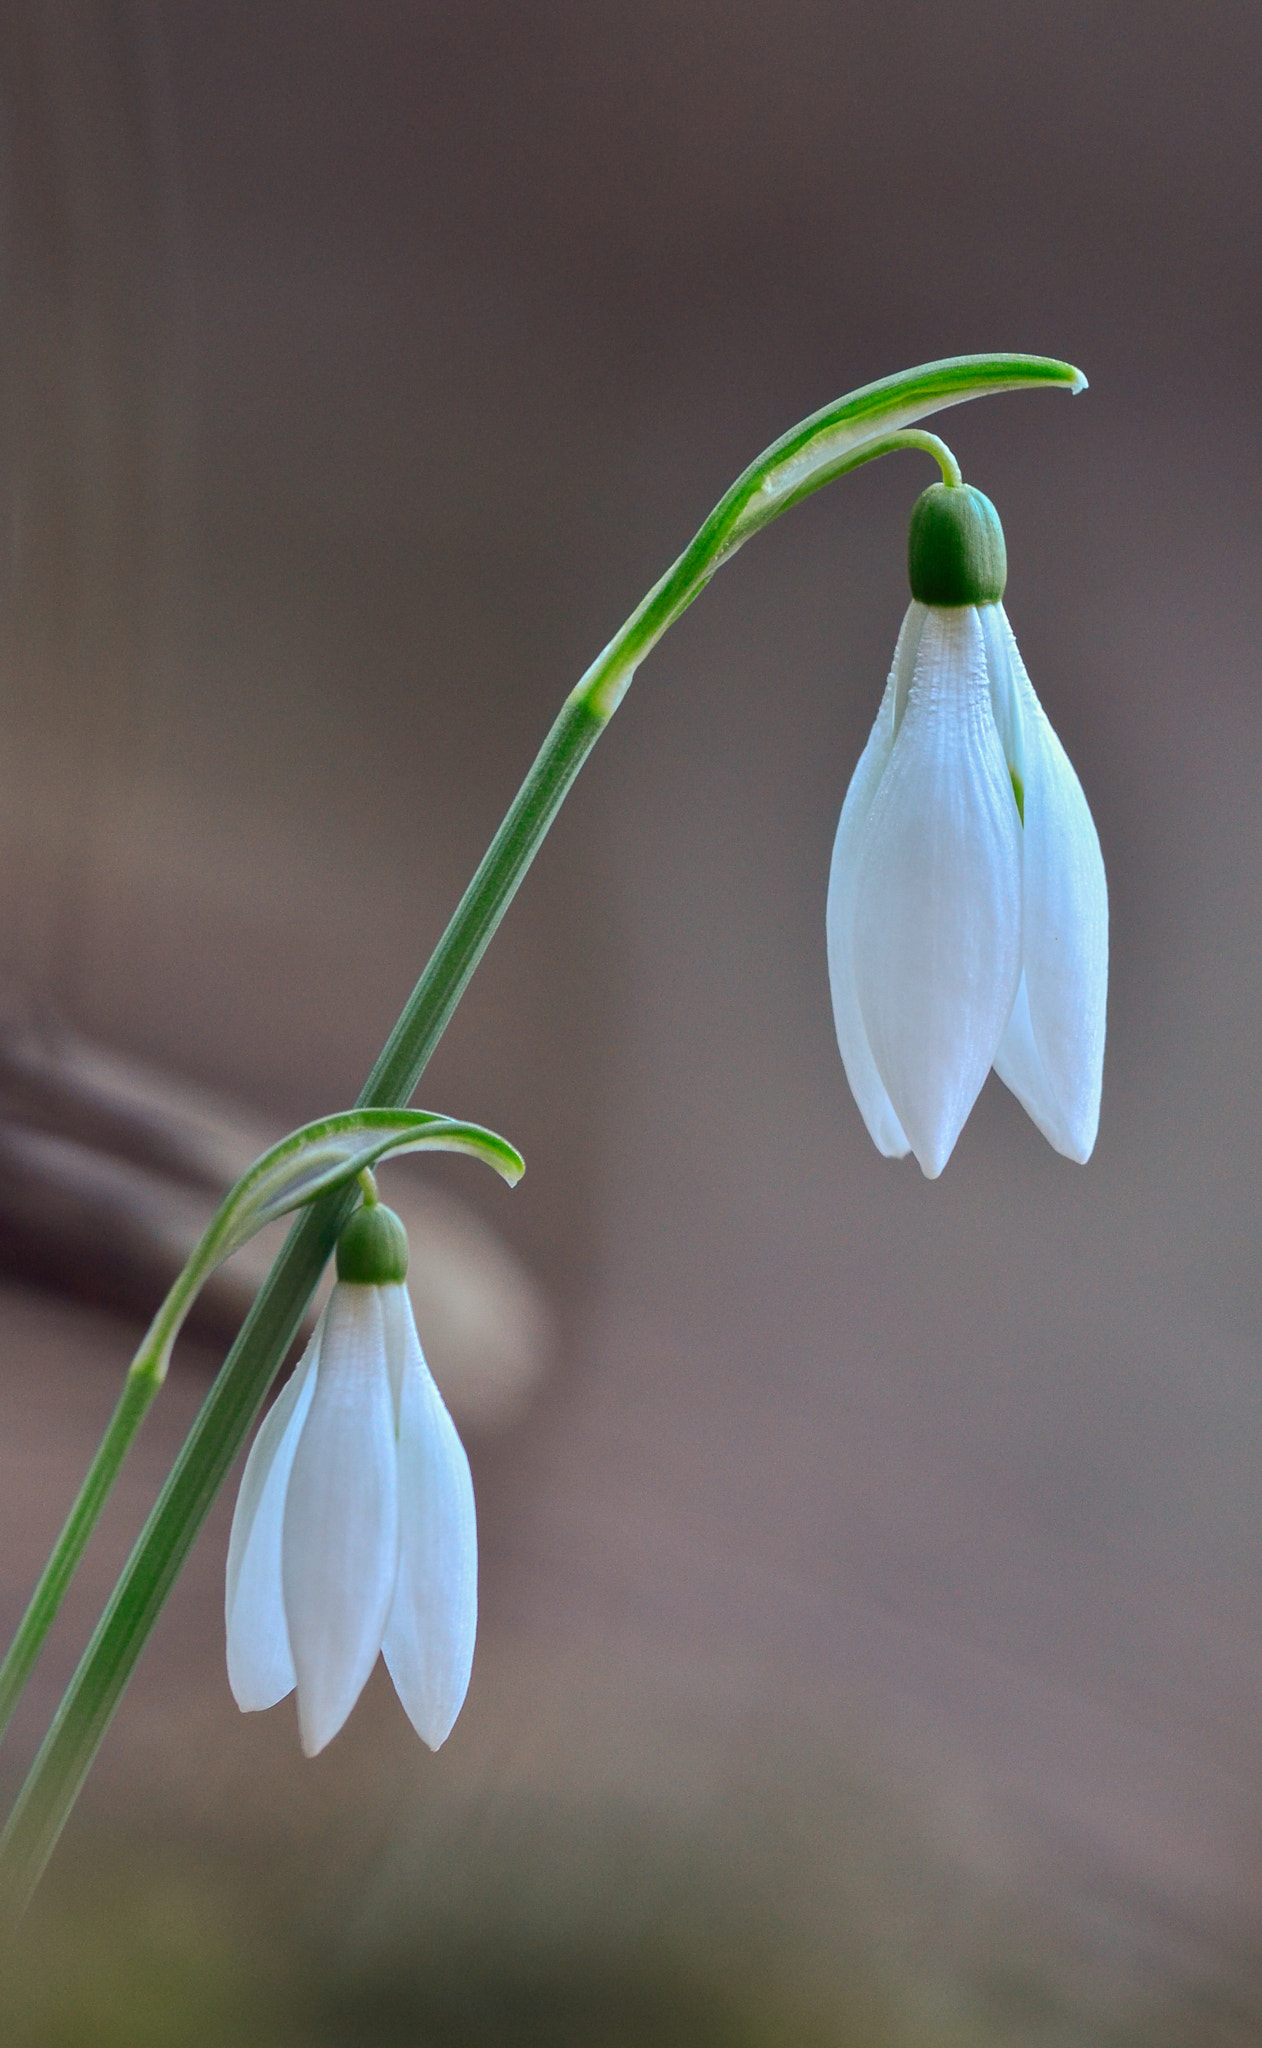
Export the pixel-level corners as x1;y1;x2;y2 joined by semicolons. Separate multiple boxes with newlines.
905;1108;969;1180
416;1708;461;1753
297;1696;351;1758
227;1663;296;1717
385;1643;474;1754
225;1601;298;1716
1053;1127;1097;1166
910;1132;955;1179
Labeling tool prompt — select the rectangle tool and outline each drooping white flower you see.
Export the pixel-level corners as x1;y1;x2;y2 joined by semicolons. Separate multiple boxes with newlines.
225;1201;476;1756
826;482;1107;1178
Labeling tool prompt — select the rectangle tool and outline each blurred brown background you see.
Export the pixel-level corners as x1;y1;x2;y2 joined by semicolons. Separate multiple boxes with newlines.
0;2;1260;2040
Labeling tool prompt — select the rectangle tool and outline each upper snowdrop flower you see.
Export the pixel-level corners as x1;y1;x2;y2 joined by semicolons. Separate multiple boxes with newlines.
225;1198;476;1756
827;480;1107;1178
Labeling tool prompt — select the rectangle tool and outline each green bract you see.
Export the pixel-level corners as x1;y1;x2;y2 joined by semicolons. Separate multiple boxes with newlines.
907;483;1007;607
336;1201;410;1285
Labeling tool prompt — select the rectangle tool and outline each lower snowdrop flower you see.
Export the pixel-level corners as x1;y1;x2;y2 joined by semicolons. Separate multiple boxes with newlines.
225;1199;476;1756
827;481;1107;1178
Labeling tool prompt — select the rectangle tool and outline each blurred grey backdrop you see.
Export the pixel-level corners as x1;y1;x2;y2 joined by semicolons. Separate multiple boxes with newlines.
0;3;1260;2041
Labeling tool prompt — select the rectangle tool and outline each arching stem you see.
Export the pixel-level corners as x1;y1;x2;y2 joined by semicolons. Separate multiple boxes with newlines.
0;351;1084;1918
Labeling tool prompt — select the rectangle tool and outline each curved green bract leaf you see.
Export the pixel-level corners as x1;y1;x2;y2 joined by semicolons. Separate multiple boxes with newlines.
142;1108;522;1392
719;352;1086;550
216;1108;523;1258
575;352;1085;719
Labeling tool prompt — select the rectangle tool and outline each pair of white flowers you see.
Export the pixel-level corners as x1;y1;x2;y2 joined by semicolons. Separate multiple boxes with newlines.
226;477;1106;1758
827;481;1107;1177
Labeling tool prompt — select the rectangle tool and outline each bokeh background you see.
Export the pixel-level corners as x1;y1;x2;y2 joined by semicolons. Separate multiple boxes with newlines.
0;2;1260;2040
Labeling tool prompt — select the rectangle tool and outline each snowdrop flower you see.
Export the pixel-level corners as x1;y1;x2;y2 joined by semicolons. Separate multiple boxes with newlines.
225;1198;476;1756
827;481;1107;1178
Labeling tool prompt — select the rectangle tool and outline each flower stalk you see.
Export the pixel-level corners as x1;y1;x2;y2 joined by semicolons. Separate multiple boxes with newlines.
0;352;1084;1917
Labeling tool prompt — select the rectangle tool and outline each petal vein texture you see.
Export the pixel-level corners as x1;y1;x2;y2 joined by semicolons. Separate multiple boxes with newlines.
379;1284;478;1750
983;605;1108;1159
851;606;1022;1177
825;604;925;1159
281;1286;400;1756
225;1321;321;1712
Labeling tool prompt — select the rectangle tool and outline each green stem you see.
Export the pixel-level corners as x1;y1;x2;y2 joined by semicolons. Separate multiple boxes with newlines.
0;352;1083;1915
0;1373;157;1743
0;1243;210;1748
878;430;961;489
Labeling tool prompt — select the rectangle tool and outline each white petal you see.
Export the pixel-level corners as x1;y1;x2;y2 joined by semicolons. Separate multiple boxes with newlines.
983;606;1108;1161
379;1285;478;1750
825;604;924;1158
224;1321;321;1712
853;606;1022;1178
980;599;1023;782
281;1284;400;1756
992;971;1062;1144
